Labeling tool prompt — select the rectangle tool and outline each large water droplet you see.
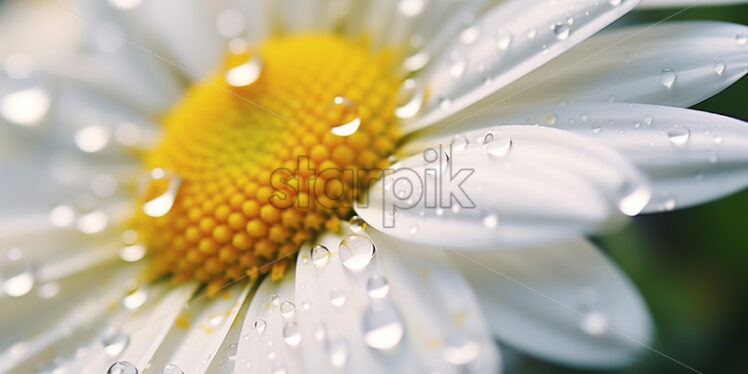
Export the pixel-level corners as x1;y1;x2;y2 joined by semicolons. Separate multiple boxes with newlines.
618;182;651;216
349;215;367;233
395;79;425;119
660;68;676;89
123;289;147;310
448;52;467;78
330;289;347;308
551;22;570;40
483;133;512;157
224;56;263;87
101;327;130;357
403;50;430;72
107;361;138;374
339;234;375;271
280;300;295;318
366;274;390;299
49;204;75;227
143;169;181;218
160;363;184;374
329;96;361;136
397;0;426;16
282;322;301;346
362;300;405;350
443;333;481;365
0;87;51;126
2;248;34;297
325;336;348;368
666;127;690;146
310;245;330;267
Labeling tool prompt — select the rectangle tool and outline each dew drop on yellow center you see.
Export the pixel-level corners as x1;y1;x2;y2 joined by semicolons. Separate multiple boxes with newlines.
132;34;402;290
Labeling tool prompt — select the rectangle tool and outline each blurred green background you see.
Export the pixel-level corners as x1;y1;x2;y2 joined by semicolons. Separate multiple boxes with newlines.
512;4;748;374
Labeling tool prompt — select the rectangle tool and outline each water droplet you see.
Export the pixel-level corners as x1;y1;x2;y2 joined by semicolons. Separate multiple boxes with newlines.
591;127;602;135
362;300;405;350
38;281;60;298
609;0;622;6
0;86;51;126
329;96;361;136
330;289;347;307
215;8;245;38
666;127;690;146
736;33;747;46
449;134;469;150
280;300;295;318
2;248;34;297
483;134;512;157
271;294;280;306
101;327;129;357
108;0;142;10
76;210;109;234
107;361;138;374
439;97;452;110
395;79;424;119
282;322;301;346
526;29;536;39
325;336;348;368
495;29;513;51
209;314;224;327
254;319;267;334
403;50;430;72
143;169;181;218
551;22;570;40
75;125;110;153
302;300;311;311
408;224;418;235
660;67;676;89
160;363;184;374
643;115;654;126
339;234;375;271
714;135;724;144
366;274;390;299
714;61;726;76
482;213;498;228
120;244;146;262
618;182;651;216
123;289;147;310
397;0;425;16
460;26;480;44
311;245;330;267
581;312;607;335
349;215;367;233
224;55;263;87
443;333;481;365
49;204;75;227
448;53;467;78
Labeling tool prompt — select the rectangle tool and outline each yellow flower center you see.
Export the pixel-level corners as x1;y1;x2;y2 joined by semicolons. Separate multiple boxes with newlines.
133;34;402;290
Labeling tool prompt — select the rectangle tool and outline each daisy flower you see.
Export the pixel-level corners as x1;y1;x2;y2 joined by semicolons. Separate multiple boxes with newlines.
1;0;747;373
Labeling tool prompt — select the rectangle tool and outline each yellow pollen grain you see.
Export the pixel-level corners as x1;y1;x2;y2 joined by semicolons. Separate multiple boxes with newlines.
134;34;401;285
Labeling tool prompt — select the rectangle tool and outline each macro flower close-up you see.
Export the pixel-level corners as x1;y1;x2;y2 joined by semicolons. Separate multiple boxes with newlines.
1;0;748;373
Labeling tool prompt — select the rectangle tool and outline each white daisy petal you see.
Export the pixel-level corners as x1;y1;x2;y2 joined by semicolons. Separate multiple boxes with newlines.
145;281;252;374
495;22;748;109
449;238;653;368
359;125;648;249
277;0;326;33
404;0;641;133
640;0;748;7
458;103;748;212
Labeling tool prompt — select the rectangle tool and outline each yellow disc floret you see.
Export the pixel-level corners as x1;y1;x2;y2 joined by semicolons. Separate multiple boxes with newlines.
133;34;402;289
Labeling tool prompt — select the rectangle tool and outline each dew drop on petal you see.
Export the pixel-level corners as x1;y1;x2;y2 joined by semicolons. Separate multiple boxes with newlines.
280;300;295;318
439;97;451;110
482;213;498;228
362;300;405;350
609;0;622;6
618;182;651;216
714;61;726;76
49;204;76;227
224;56;263;87
591;126;602;135
443;333;481;365
2;269;34;297
666;127;690;146
254;319;267;334
123;289;148;310
282;322;301;346
449;134;469;150
310;245;330;267
526;29;536;39
495;29;513;51
460;26;480;44
551;22;570;40
325;336;348;368
329;96;361;136
366;274;390;299
160;363;184;374
120;244;146;262
339;234;375;271
483;135;512;157
143;169;181;218
402;50;430;72
736;33;747;46
448;53;467;78
0;87;51;126
397;0;426;16
349;216;367;233
660;67;676;90
395;79;424;119
38;281;60;299
581;312;607;335
330;289;347;307
108;0;142;10
101;327;130;357
107;361;138;374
